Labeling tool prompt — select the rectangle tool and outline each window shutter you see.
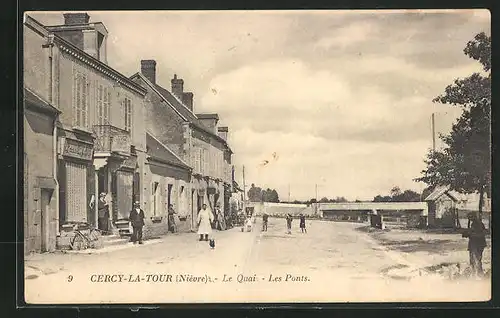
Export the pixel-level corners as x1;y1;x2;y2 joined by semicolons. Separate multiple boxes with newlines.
106;90;111;124
97;84;103;124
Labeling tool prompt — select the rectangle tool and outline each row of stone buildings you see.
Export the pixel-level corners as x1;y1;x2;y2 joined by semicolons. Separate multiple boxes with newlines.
23;12;235;253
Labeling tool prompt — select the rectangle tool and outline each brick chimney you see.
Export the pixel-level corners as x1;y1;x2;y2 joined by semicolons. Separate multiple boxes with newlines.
141;60;157;84
182;92;194;111
218;126;228;141
171;74;184;100
197;113;219;134
63;13;90;25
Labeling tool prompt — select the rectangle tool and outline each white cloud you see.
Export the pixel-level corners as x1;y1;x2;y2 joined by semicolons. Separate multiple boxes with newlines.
314;21;377;49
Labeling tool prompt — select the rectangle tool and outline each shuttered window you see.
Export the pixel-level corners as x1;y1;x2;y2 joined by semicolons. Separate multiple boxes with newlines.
124;98;132;132
97;84;110;125
65;161;87;222
73;71;89;128
152;182;159;216
116;171;133;220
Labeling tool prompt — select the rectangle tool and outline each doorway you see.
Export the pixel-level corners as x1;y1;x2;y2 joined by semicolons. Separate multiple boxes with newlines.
40;189;53;252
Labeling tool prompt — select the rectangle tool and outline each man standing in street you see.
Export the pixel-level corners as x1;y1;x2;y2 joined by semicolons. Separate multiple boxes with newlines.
463;213;488;276
286;213;293;234
299;213;307;233
262;213;269;232
129;201;145;244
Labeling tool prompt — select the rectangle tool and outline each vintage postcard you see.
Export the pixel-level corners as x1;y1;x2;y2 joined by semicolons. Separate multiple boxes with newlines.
22;9;491;304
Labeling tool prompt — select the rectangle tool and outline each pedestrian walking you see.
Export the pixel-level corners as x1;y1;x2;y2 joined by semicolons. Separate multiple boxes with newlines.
168;204;178;233
197;204;214;241
299;213;307;233
97;193;110;235
129;201;145;244
286;213;293;234
462;213;488;277
262;213;269;231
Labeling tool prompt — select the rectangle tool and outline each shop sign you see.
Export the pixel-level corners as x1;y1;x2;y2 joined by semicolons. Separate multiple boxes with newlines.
61;138;93;161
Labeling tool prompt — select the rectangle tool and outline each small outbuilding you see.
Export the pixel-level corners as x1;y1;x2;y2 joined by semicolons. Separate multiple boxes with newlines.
425;186;460;228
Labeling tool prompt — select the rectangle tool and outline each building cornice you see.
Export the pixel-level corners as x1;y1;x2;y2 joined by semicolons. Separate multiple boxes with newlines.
56;39;147;96
24;15;146;97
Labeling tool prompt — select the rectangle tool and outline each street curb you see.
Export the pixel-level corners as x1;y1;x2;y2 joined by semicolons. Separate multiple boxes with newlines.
63;238;164;255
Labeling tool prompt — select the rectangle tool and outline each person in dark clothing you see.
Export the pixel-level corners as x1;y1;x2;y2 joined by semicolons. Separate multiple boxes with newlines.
168;204;177;233
462;213;487;276
97;193;110;235
129;201;145;244
286;214;293;234
262;213;269;231
299;214;307;233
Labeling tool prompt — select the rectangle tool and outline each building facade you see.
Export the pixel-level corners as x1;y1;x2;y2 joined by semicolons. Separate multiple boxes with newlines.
24;14;149;249
131;60;233;231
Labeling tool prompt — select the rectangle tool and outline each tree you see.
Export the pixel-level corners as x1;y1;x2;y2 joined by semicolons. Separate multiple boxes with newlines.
270;189;280;203
319;197;329;203
247;183;262;202
390;186;402;199
373;195;392;202
415;32;491;218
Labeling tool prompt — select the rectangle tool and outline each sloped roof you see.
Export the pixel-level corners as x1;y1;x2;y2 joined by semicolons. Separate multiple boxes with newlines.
425;185;459;202
24;87;61;116
130;72;233;154
146;132;191;171
153;84;216;135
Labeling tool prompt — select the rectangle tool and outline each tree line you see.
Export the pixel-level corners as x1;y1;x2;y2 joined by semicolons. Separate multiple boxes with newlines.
247;184;280;203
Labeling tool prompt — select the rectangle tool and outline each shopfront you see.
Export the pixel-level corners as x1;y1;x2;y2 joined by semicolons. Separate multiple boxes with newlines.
58;133;94;226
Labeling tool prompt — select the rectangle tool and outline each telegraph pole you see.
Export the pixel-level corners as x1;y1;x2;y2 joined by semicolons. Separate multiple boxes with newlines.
242;165;246;202
288;184;291;202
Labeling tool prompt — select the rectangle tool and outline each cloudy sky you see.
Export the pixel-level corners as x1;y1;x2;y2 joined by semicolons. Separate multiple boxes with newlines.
30;10;490;201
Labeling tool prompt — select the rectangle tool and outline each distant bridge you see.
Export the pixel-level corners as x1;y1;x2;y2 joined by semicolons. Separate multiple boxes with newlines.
315;202;428;216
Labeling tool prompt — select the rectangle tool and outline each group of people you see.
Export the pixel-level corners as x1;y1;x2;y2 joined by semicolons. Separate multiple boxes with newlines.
285;213;307;234
258;213;307;234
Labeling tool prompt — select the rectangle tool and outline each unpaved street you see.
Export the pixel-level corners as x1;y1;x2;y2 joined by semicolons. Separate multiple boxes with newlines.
25;218;490;303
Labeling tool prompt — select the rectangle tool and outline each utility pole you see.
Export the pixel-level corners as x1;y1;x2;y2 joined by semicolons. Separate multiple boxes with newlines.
431;113;436;152
288;184;291;202
315;183;318;215
242;165;246;202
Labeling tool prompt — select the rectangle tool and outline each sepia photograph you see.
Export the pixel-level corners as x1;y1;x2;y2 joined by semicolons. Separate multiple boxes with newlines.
22;9;491;304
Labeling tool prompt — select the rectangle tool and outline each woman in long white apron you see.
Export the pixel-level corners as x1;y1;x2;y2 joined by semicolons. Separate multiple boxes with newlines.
197;204;214;241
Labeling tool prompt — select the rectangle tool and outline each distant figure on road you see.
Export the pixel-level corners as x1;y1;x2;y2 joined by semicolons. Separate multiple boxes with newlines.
129;201;145;244
262;213;269;231
197;204;214;241
286;214;293;234
299;214;307;233
462;213;487;276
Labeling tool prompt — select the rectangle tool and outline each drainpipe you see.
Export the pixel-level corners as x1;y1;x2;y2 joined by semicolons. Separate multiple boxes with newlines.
47;34;60;236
